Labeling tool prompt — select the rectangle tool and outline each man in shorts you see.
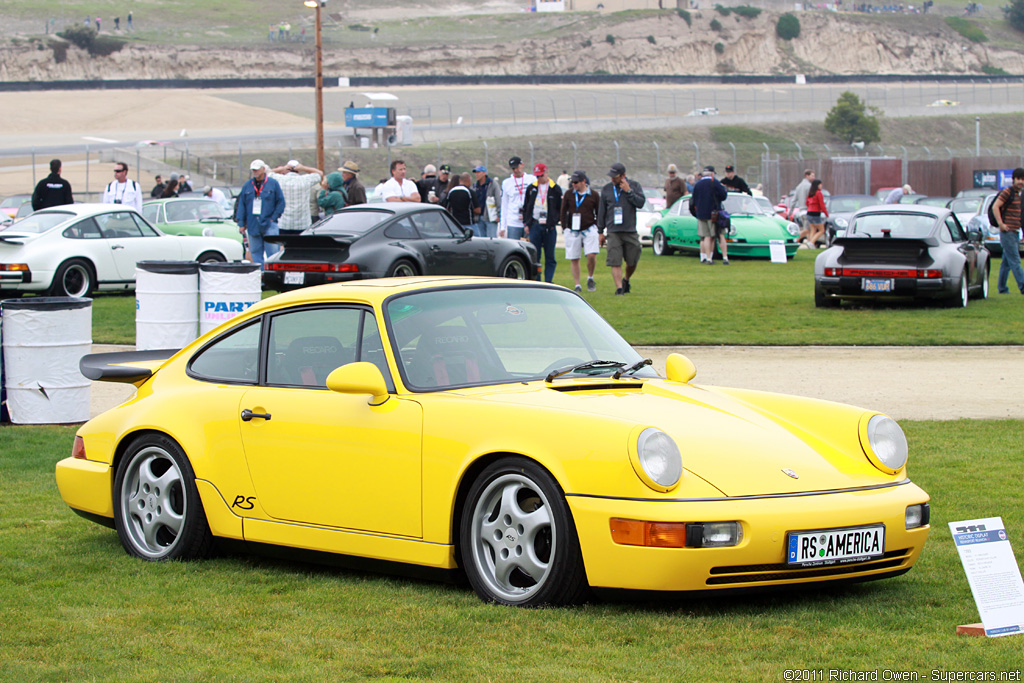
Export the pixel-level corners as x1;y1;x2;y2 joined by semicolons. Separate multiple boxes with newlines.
596;162;645;295
691;165;728;265
559;170;600;294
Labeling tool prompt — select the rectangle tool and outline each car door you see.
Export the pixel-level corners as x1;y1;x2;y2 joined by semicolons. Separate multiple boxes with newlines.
947;215;979;285
410;209;490;275
668;197;699;250
237;305;423;538
60;217;120;282
95;210;184;279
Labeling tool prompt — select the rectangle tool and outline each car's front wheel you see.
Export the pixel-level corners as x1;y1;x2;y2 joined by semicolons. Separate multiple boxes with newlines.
946;271;969;308
460;457;588;606
49;258;95;298
652;228;674;256
196;251;226;264
498;255;529;280
113;434;215;561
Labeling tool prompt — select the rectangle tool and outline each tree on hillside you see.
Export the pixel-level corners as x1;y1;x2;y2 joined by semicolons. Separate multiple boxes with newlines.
824;91;881;145
1005;0;1024;32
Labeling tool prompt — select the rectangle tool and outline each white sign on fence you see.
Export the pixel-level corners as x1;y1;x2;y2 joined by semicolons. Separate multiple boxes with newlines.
949;517;1024;637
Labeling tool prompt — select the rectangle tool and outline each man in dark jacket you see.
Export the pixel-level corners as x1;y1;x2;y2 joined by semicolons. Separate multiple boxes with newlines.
596;162;645;295
32;159;74;210
720;165;752;195
339;161;367;206
523;163;563;283
691;165;729;265
150;175;165;198
442;173;476;230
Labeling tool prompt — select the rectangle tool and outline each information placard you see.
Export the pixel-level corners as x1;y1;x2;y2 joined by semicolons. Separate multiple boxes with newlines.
949;517;1024;637
769;239;788;263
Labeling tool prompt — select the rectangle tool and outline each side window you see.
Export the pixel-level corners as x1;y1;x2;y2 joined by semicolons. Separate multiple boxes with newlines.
189;319;262;384
674;199;689;217
411;211;457;238
141;205;160;223
267;307;361;387
946;216;966;242
62;217;103;240
131;212;161;236
95;211;144;238
383;217;419;240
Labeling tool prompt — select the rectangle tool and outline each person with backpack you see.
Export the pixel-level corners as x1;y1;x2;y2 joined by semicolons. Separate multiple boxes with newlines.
992;167;1024;294
101;161;143;212
317;172;348;218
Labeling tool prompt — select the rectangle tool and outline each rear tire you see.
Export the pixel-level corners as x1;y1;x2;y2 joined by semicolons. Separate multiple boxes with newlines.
386;259;418;278
972;263;989;300
815;282;839;308
652;228;674;256
946;272;969;308
49;258;95;298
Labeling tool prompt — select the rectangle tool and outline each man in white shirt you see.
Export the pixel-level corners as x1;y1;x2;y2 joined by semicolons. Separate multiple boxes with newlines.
380;160;421;203
269;160;323;235
101;161;144;212
202;185;232;213
498;156;535;240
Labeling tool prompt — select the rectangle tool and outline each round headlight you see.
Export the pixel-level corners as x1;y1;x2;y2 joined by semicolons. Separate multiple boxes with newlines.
835;217;848;228
786;222;800;236
865;414;908;472
636;428;683;489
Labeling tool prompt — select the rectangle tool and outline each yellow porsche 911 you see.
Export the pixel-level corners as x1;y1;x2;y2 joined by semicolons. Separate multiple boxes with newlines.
57;277;930;606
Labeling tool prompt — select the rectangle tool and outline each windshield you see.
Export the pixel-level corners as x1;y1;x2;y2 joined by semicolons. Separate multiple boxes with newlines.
0;210;73;234
386;285;655;390
164;199;225;222
723;194;763;215
310;210;392;236
829;196;876;213
850;213;937;238
949;197;982;214
1;195;30;209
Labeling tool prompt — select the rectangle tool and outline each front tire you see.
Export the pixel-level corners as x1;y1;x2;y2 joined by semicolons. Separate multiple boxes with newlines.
196;251;226;264
498;255;528;280
113;434;215;561
49;258;95;297
652;228;674;256
460;457;588;606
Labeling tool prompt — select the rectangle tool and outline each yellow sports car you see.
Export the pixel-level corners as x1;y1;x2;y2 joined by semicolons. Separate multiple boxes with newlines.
57;277;930;606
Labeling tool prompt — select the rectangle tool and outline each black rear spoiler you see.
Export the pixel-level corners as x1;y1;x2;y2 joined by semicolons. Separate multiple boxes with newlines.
80;348;179;384
833;236;938;248
264;234;354;249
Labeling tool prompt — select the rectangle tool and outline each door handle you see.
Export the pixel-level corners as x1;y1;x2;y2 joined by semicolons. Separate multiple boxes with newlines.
241;409;271;421
112;245;125;250
431;245;441;251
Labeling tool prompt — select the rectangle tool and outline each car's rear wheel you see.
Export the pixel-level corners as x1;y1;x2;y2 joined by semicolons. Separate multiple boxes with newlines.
113;434;215;561
460;457;588;606
498;255;528;280
196;251;226;264
972;263;990;300
814;282;839;308
49;258;95;298
652;228;674;256
386;259;418;278
946;272;969;308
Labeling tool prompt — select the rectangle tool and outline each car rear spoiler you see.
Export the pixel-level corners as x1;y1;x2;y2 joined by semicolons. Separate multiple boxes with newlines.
833;236;938;248
80;348;178;385
264;234;354;249
0;235;26;244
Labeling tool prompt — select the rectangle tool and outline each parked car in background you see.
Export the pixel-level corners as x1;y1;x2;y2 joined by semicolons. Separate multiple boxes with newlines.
636;192;665;248
825;194;878;244
927;99;960;107
814;205;989;308
650;193;800;259
947;196;983;228
965;193;1022;257
262;203;539;291
59;277;931;606
913;196;953;208
956;187;994;199
0;204;243;297
686;107;719;116
753;195;776;216
142;198;242;243
1;194;31;220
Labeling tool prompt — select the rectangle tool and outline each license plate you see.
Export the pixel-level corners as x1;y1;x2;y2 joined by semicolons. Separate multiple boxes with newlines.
787;525;885;566
862;278;893;292
283;271;305;285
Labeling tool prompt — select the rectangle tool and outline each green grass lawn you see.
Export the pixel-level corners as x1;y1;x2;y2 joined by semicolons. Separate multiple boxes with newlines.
88;248;1024;346
2;420;1021;680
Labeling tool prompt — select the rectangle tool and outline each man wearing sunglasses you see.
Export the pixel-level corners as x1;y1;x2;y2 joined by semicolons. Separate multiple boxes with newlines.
101;162;143;212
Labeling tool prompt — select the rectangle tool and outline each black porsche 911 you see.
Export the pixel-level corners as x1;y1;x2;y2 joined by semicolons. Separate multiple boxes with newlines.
262;204;539;290
814;205;990;308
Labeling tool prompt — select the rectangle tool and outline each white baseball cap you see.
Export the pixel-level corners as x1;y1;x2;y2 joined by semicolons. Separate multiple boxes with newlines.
249;159;267;171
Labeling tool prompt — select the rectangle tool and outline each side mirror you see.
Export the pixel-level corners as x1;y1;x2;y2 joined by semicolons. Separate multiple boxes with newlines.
325;362;390;406
665;353;697;383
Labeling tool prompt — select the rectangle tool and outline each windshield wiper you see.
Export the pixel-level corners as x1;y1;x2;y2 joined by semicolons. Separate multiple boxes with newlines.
545;360;626;383
612;358;652;380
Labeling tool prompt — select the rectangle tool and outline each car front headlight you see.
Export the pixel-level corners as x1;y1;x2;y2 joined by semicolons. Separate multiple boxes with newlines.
860;414;909;473
632;428;683;491
785;222;800;236
835;217;848;228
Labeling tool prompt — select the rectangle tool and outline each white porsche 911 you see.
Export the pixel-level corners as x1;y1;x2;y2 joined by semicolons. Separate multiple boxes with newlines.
0;204;244;298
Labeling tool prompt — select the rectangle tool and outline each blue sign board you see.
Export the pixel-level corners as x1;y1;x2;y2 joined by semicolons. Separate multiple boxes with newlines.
344;107;391;128
975;169;1015;189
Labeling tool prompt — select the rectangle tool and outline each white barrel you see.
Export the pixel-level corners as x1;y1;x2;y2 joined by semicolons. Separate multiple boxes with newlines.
2;297;92;424
135;261;199;351
199;262;262;335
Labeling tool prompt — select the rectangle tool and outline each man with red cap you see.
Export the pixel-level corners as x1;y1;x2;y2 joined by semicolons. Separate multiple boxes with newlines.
523;162;563;282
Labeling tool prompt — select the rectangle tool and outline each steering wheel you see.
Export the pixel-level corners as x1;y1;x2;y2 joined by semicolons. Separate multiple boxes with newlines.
541;357;586;377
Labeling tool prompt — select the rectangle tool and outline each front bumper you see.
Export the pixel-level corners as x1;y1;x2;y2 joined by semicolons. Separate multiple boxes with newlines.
568;481;929;592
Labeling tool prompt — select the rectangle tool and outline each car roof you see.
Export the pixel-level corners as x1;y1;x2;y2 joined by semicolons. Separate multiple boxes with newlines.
32;203;143;219
334;202;442;217
854;204;947;218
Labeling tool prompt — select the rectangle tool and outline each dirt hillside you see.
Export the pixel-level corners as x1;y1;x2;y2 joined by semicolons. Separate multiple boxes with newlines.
2;11;1022;81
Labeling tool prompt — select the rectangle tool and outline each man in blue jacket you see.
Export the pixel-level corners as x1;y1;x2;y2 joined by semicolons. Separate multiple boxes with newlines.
236;159;285;265
691;165;728;265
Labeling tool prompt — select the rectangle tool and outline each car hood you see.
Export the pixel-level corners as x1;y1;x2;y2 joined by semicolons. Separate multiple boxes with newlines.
458;379;892;497
733;215;793;239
